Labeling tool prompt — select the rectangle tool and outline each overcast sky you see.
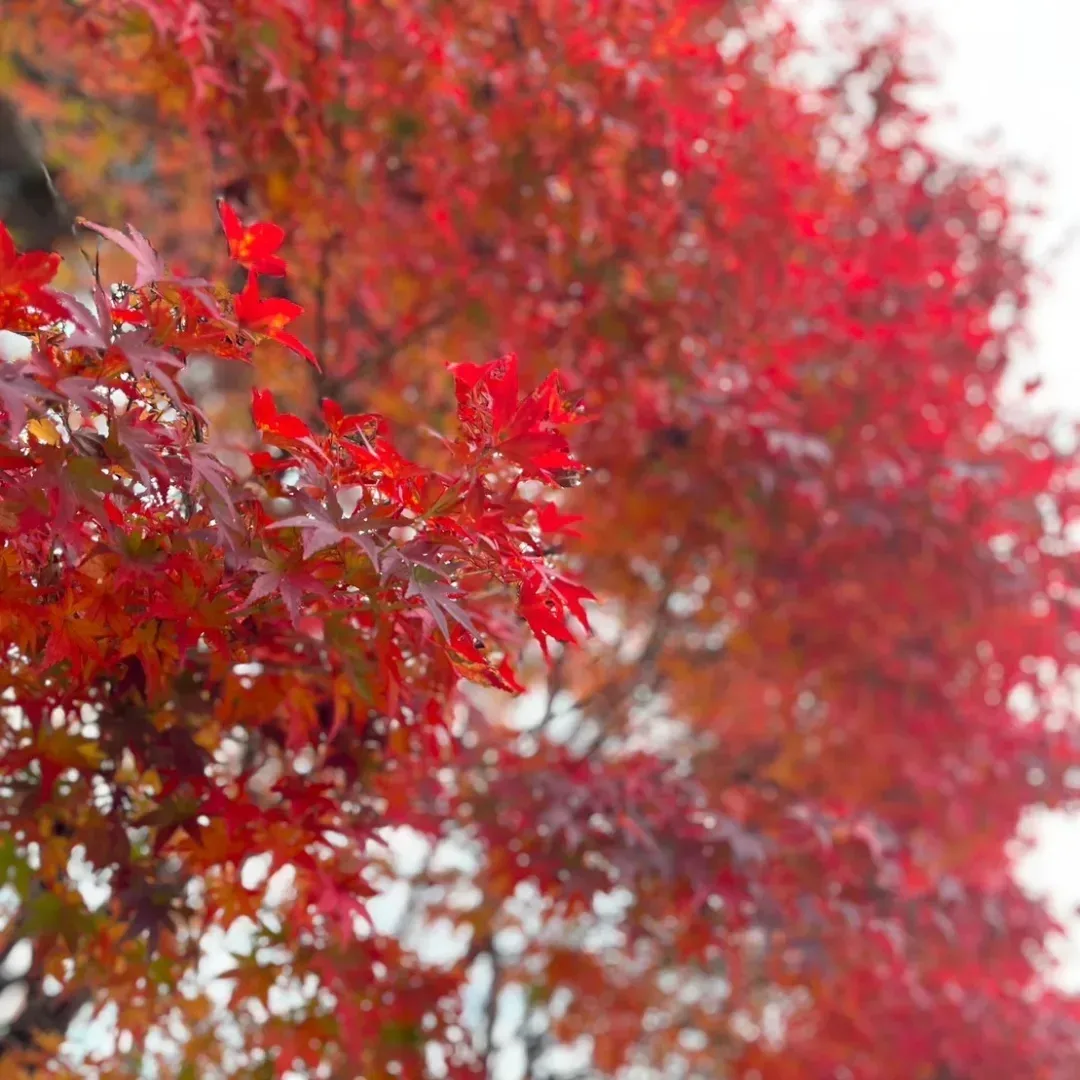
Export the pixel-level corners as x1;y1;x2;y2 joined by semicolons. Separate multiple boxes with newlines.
800;0;1079;404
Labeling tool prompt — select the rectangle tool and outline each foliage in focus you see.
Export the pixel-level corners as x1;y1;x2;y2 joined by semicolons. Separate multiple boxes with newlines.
0;215;590;1077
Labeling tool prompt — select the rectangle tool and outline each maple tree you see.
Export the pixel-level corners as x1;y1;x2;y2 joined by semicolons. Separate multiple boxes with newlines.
1;1;1080;1078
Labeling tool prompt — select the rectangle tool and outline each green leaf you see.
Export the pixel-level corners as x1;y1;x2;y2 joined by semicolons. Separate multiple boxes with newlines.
390;111;424;141
0;835;32;895
381;1021;422;1049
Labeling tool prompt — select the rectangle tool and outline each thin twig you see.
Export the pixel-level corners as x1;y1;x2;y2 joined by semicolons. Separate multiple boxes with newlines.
533;650;567;736
481;947;503;1078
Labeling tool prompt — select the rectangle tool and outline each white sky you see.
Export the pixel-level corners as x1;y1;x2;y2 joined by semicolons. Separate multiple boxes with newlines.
893;0;1079;407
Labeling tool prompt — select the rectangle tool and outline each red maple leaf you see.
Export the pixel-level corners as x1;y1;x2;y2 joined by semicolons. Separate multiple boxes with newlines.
536;501;585;539
251;386;317;443
450;352;520;437
235;270;318;368
0;222;65;332
217;199;288;276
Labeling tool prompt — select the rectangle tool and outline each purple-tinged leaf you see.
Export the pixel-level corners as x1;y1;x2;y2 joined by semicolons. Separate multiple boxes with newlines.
114;412;172;493
405;576;480;641
117;329;187;409
61;286;113;352
189;444;239;527
78;220;168;289
0;363;57;434
55;376;104;417
236;558;332;628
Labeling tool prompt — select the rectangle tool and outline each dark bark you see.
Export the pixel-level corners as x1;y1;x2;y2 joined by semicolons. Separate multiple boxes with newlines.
0;96;74;252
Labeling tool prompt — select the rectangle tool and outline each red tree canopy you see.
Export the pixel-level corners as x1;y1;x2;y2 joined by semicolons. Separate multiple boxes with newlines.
1;1;1079;1078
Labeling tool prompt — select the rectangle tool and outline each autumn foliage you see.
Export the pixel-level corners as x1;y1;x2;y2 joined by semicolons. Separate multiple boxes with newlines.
1;1;1079;1078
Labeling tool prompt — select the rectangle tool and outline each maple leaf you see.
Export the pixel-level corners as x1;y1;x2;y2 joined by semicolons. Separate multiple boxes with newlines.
519;578;579;658
446;627;525;692
189;443;240;526
145;285;244;360
112;409;173;493
237;556;333;627
550;574;595;632
4;726;107;797
449;355;586;481
0;356;58;434
450;352;520;437
321;397;388;442
115;872;184;948
270;492;387;566
235;270;319;368
251;386;312;441
311;872;372;942
522;371;589;430
0;222;65;331
498;429;577;479
115;328;188;409
405;571;481;641
41;592;107;674
54;375;104;417
536;501;585;539
217;199;288;276
0;444;35;469
77;218;168;288
61;284;114;352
